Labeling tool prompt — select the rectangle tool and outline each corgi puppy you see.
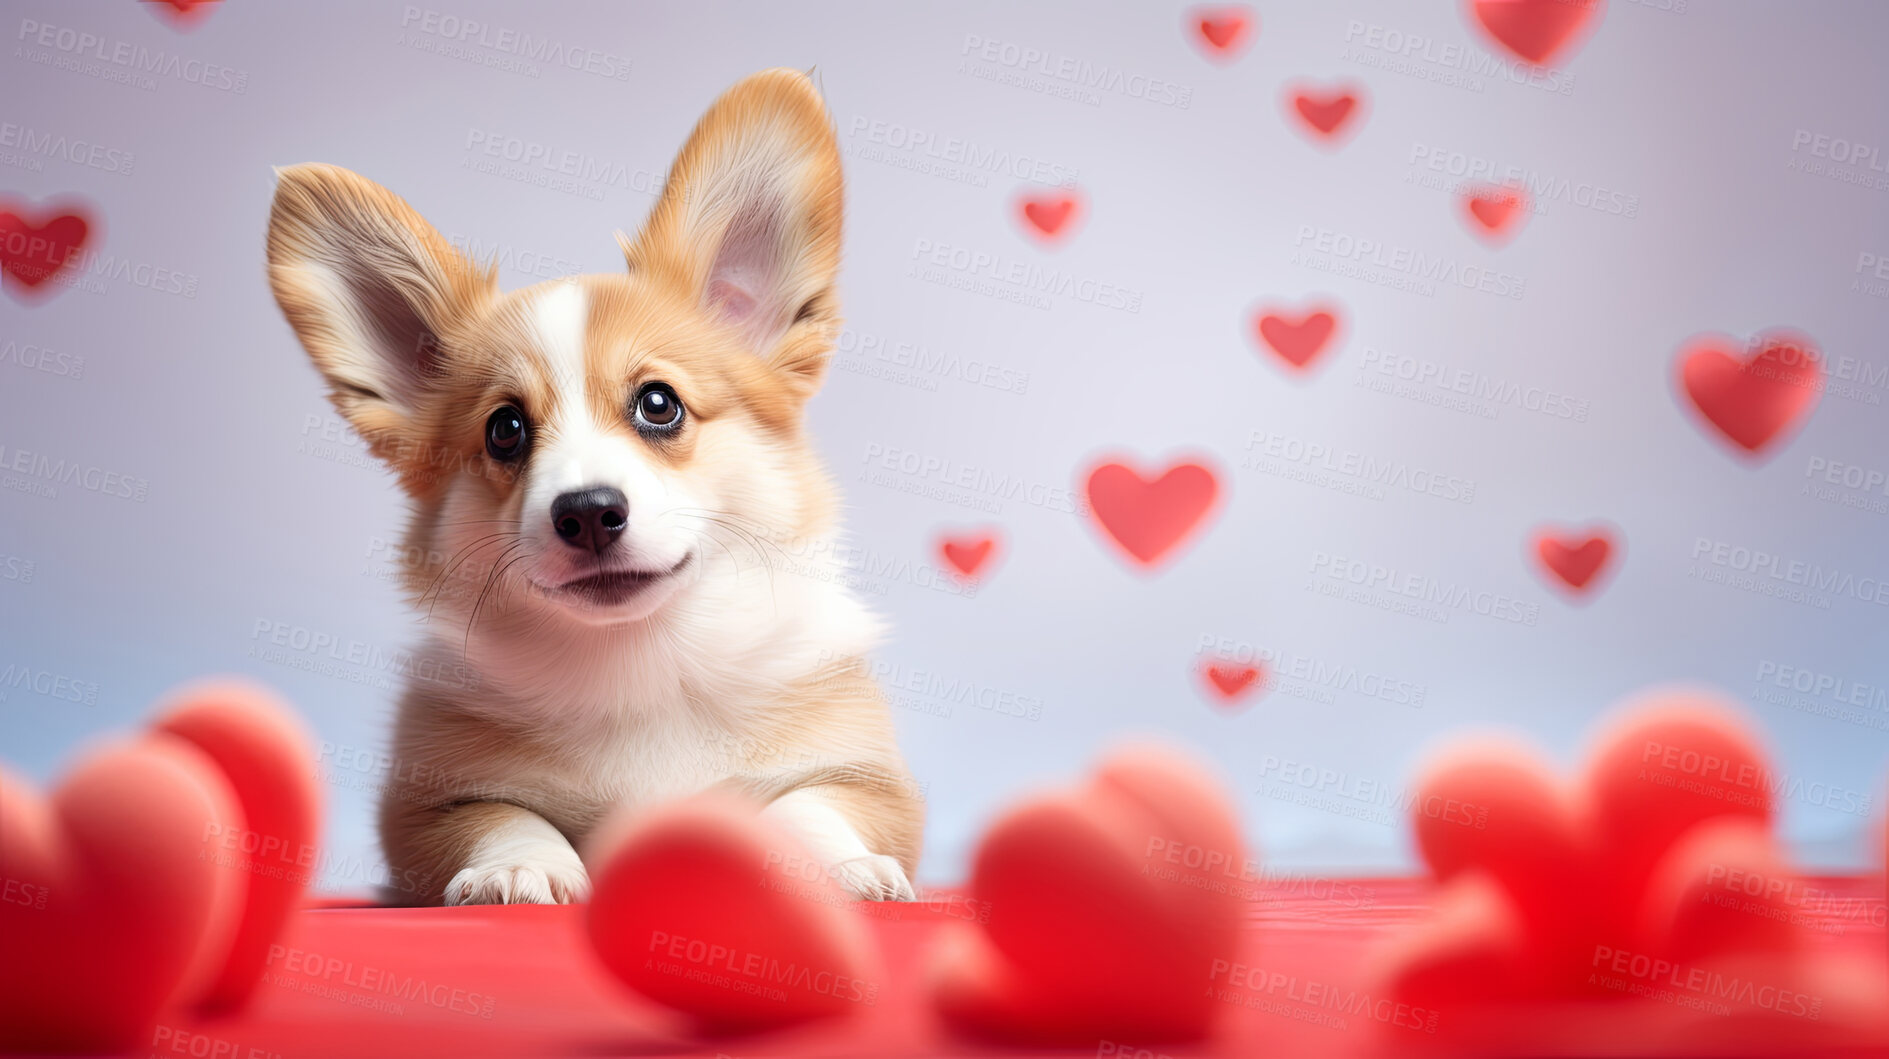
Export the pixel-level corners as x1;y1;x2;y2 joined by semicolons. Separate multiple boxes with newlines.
265;69;922;905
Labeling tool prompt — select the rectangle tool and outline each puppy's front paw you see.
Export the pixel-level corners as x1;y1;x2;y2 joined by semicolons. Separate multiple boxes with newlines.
443;859;591;906
828;853;916;901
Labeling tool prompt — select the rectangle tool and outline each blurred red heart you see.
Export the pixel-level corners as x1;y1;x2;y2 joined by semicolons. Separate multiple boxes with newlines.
1200;660;1264;708
939;532;998;578
0;739;242;1053
929;746;1247;1043
153;681;322;1012
1253;304;1340;370
0;198;92;299
1677;330;1823;457
1286;84;1365;142
584;793;877;1032
1188;7;1254;59
1468;0;1604;66
1083;459;1220;568
1016;190;1083;243
145;0;221;29
1532;526;1616;595
1462;184;1531;243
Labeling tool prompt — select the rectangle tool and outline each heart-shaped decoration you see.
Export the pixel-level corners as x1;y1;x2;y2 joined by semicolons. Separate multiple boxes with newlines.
1285;83;1366;144
1462;184;1531;244
1467;0;1605;66
1187;6;1254;61
0;198;93;301
1016;189;1083;244
1381;692;1841;1051
0;739;242;1053
1082;458;1221;569
938;530;1000;579
584;793;878;1032
1252;303;1341;371
1199;660;1264;709
1676;330;1823;458
1531;524;1618;597
928;746;1247;1043
145;0;222;29
152;680;322;1012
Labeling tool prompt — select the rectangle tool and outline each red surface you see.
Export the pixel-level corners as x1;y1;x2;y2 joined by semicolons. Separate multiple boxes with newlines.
133;875;1886;1058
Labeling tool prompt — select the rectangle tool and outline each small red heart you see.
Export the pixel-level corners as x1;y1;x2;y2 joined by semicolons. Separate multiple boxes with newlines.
1532;525;1617;596
1285;83;1366;143
1199;660;1264;708
1082;458;1221;569
939;531;999;579
1188;6;1254;60
1016;189;1083;243
1252;303;1341;370
1461;184;1531;244
1677;330;1823;458
584;793;877;1032
145;0;221;29
1467;0;1605;66
0;739;242;1053
0;198;93;300
928;746;1247;1043
152;681;322;1012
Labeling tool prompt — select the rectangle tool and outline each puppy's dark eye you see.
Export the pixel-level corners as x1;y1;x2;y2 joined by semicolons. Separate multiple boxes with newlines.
485;405;527;460
633;383;684;432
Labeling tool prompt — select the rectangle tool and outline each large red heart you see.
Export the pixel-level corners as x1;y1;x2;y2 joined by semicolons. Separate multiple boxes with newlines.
928;746;1247;1043
1285;83;1366;143
1016;190;1083;243
0;739;242;1053
584;793;878;1032
1677;330;1823;457
1252;303;1341;370
1199;659;1265;709
153;680;322;1012
1382;693;1846;1050
938;530;999;579
1467;0;1605;66
0;198;92;299
1532;524;1617;596
1462;184;1531;244
1083;458;1221;569
1187;6;1254;60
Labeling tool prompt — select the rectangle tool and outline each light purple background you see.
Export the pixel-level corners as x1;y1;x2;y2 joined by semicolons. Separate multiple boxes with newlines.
2;0;1885;893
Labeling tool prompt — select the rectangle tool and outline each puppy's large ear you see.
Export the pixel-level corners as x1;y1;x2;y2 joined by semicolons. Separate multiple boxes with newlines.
628;68;843;395
267;164;492;471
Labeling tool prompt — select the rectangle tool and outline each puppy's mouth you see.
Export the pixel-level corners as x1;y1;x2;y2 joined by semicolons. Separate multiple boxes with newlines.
551;554;693;608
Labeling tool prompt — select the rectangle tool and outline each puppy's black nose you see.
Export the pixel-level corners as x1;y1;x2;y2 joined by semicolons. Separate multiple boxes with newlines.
551;487;628;554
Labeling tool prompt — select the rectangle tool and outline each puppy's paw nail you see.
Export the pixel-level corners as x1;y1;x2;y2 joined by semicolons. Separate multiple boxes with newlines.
444;861;591;906
830;853;915;902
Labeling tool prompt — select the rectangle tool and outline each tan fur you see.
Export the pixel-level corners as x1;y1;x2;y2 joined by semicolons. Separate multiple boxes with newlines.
267;69;922;905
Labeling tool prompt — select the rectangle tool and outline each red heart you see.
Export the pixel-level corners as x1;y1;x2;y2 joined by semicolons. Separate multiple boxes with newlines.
0;198;92;300
1082;458;1221;569
928;746;1247;1043
1199;660;1264;708
1532;525;1617;596
1188;7;1254;59
0;739;242;1053
1285;83;1365;142
1677;330;1823;457
1252;304;1341;370
152;680;322;1012
1016;190;1083;243
939;531;999;579
1467;0;1605;66
145;0;221;29
584;793;877;1032
1462;184;1531;243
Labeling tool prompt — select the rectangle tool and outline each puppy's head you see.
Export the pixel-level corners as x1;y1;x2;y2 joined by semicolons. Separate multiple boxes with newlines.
268;69;843;630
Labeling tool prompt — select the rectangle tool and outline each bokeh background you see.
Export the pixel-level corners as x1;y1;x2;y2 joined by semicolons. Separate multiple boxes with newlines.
2;0;1885;894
